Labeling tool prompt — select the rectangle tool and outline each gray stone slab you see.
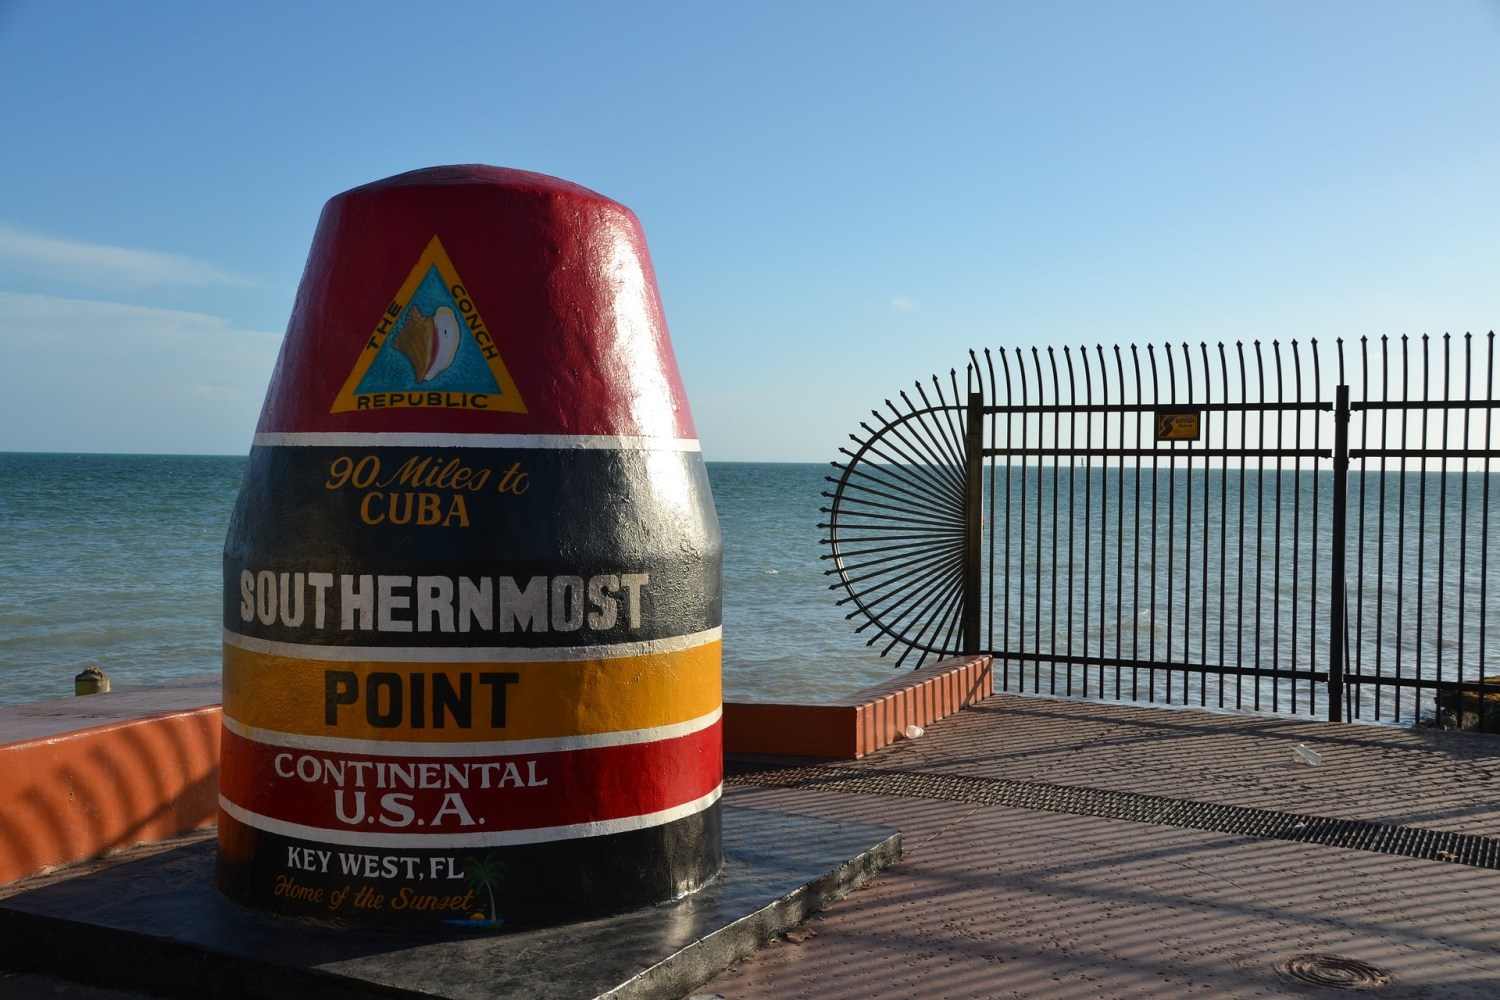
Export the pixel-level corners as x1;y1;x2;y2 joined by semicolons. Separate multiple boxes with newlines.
0;806;899;1000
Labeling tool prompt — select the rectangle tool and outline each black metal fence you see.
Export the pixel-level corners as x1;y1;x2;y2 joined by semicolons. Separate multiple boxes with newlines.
821;335;1500;725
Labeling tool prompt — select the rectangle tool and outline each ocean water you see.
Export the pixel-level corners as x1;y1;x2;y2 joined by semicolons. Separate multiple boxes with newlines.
0;453;892;708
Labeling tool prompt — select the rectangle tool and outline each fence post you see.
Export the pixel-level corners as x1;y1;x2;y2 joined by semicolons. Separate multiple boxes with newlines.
963;391;984;654
1328;383;1351;722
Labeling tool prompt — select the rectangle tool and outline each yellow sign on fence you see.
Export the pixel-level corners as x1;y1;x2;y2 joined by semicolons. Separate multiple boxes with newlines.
1155;411;1201;441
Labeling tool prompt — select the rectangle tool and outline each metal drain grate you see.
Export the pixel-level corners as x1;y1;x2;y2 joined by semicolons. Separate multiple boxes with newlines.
726;764;1500;869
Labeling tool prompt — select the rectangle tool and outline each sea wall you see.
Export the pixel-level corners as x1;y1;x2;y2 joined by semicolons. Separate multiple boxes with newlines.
0;676;221;886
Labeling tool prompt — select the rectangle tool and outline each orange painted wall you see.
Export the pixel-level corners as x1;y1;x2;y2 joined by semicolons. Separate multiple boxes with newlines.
0;707;221;886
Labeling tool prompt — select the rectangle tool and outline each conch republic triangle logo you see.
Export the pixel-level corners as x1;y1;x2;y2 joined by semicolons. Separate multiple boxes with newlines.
331;235;527;413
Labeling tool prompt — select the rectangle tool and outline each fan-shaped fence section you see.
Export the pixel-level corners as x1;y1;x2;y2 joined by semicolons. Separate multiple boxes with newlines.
819;372;972;667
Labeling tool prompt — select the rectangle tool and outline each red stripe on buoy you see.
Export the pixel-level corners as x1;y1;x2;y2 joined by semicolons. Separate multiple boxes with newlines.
218;722;722;841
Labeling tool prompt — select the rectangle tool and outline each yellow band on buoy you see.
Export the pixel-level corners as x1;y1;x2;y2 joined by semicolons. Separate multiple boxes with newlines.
221;635;721;742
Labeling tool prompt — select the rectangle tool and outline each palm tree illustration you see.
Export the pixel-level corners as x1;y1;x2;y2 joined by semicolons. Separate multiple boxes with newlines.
460;855;507;925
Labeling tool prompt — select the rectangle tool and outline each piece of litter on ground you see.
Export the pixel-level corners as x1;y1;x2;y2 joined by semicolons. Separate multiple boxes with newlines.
784;928;817;943
904;724;924;739
1293;743;1324;766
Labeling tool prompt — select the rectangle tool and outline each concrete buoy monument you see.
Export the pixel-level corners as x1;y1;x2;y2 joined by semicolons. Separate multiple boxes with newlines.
218;166;723;929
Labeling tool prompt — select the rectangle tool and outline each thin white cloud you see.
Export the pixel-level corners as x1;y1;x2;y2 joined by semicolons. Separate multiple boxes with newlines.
0;290;239;351
0;222;252;293
0;291;280;384
0;291;280;453
889;295;915;311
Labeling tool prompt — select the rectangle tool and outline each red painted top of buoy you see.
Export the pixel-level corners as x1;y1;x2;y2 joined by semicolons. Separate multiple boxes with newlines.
255;165;696;439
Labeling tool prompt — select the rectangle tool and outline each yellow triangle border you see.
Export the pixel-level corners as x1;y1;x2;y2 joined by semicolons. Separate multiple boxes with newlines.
330;235;527;414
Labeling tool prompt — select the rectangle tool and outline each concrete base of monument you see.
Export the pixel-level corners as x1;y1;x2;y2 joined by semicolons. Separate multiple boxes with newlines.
0;807;899;1000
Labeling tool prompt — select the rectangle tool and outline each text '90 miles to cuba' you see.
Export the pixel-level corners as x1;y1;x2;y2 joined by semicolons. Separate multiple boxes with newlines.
325;452;529;528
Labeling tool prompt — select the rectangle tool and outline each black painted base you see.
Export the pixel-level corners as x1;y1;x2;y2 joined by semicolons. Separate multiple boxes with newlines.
216;802;722;930
0;806;899;1000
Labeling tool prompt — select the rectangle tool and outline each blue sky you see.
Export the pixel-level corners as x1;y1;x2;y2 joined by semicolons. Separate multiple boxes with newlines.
1;0;1496;461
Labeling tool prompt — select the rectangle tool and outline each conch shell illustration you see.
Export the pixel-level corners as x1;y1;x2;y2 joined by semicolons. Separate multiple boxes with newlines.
392;305;461;383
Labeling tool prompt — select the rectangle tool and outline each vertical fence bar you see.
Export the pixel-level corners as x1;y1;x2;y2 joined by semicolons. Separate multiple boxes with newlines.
1018;352;1033;688
1164;346;1179;703
1128;347;1134;701
1456;335;1472;687
985;351;998;658
1199;342;1213;708
1290;342;1305;714
1032;349;1047;692
963;390;984;654
1000;351;1016;687
1390;334;1407;723
1082;350;1096;694
1177;343;1196;704
1064;348;1081;695
1253;343;1268;711
1481;333;1496;690
1235;342;1250;711
1272;343;1287;713
1048;349;1065;693
1374;337;1392;719
1436;336;1452;702
1216;343;1231;709
1305;342;1319;715
1415;337;1432;703
1352;338;1372;720
1416;336;1432;708
1328;383;1350;722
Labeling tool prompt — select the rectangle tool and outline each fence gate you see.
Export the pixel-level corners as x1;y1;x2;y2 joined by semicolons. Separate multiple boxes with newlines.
822;335;1500;725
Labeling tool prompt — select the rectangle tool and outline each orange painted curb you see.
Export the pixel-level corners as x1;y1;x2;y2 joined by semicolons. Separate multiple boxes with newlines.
0;679;221;887
723;655;993;759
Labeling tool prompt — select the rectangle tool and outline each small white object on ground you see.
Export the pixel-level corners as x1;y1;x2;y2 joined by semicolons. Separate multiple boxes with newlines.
1293;743;1324;766
904;724;924;739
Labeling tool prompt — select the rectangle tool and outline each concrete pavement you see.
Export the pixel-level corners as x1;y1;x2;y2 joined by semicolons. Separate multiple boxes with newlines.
705;694;1500;998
